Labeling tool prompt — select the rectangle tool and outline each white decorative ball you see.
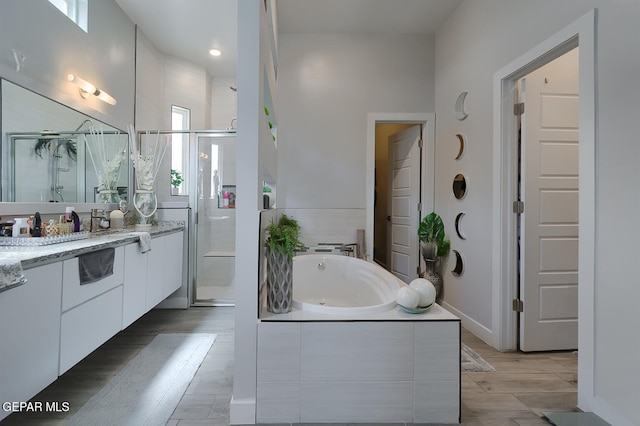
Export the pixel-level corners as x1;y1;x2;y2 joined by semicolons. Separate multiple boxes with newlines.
397;286;421;309
409;278;436;307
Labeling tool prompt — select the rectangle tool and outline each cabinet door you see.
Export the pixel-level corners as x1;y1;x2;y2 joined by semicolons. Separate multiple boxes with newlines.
164;231;184;296
0;263;63;418
123;243;149;328
59;286;123;374
146;235;166;309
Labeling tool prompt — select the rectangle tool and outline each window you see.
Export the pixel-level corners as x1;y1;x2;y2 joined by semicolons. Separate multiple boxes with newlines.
210;144;219;199
48;0;88;32
171;106;190;195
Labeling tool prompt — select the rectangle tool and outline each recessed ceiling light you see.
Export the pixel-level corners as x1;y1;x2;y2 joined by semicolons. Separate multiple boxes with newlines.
209;48;222;57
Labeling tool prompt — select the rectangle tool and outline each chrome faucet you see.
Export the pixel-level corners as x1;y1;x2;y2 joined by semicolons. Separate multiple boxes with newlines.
90;209;109;232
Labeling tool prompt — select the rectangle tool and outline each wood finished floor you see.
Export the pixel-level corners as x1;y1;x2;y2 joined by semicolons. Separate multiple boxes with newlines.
1;307;577;425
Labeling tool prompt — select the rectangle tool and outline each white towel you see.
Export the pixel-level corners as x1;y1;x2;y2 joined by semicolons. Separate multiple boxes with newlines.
0;258;26;291
130;232;152;253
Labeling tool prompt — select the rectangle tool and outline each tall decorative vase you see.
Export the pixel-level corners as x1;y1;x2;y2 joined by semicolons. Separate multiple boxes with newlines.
423;259;443;300
421;241;443;300
98;189;120;203
133;189;157;230
266;249;293;313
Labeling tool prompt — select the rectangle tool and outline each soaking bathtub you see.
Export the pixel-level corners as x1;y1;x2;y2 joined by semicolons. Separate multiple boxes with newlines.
257;253;461;424
292;254;401;315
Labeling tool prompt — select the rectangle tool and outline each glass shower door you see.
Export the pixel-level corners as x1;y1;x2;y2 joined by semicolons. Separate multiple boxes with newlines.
193;133;236;305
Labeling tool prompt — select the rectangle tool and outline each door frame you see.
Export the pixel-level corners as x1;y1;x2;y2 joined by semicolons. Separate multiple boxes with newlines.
366;113;435;264
492;8;595;406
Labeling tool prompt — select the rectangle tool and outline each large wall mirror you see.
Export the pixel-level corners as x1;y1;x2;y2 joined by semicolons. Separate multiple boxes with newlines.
1;79;129;203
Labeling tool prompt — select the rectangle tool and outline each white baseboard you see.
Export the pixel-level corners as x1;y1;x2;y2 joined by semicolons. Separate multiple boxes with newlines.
230;396;256;424
439;300;499;350
582;396;637;426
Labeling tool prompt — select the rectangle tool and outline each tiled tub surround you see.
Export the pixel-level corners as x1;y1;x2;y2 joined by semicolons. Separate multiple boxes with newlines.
0;224;184;421
258;305;461;424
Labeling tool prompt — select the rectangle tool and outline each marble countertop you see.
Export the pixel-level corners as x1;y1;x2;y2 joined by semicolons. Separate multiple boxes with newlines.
259;302;460;322
0;223;183;270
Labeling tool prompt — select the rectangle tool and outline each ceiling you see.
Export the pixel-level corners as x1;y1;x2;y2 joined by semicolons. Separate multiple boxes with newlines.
114;0;462;78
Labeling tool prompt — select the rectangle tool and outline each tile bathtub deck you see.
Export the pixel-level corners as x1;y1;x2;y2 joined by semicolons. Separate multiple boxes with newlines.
0;307;578;425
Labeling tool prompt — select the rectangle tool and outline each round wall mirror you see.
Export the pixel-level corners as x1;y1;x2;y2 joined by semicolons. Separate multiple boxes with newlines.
452;250;464;276
453;174;467;199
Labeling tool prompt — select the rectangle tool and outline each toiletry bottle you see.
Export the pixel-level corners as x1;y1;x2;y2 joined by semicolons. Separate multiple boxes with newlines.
71;211;81;232
32;212;42;237
223;191;229;207
12;218;29;238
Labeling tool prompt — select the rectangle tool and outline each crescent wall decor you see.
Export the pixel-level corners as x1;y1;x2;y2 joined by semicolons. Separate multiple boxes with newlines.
455;91;468;120
452;250;464;276
455;134;465;160
454;212;466;240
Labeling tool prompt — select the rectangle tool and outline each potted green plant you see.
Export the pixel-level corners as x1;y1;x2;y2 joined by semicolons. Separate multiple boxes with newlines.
34;137;77;161
265;214;304;313
418;212;450;298
170;169;183;195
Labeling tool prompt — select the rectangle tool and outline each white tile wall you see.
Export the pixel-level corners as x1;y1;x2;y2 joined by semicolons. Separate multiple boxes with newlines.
301;381;414;423
414;381;460;423
414;321;461;382
300;322;413;382
256;319;460;423
257;322;301;383
256;382;301;423
210;77;237;130
281;208;366;250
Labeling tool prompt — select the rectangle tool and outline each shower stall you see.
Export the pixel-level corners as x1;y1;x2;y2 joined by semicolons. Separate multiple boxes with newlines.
147;130;237;306
191;131;237;305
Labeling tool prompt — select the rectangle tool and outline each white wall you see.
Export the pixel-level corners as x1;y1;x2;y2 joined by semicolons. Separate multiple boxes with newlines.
0;1;135;131
435;1;640;425
135;30;164;131
211;77;238;130
278;33;435;210
162;55;211;130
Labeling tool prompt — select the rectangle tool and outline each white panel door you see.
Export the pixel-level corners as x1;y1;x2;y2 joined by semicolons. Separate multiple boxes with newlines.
388;125;421;283
520;48;579;351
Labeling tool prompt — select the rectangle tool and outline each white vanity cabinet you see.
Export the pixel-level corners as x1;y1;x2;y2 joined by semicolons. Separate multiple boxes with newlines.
0;263;63;419
59;246;125;374
163;231;184;296
146;235;167;309
123;231;185;327
0;227;184;419
123;243;148;328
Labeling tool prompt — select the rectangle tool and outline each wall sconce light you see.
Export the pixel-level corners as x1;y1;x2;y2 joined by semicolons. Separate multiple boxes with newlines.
67;73;117;106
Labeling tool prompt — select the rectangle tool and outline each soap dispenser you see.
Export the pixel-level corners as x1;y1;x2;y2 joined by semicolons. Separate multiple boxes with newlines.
12;218;29;237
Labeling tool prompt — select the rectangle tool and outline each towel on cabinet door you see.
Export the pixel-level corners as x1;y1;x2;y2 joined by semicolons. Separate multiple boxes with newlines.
78;247;115;285
129;231;151;253
0;258;26;292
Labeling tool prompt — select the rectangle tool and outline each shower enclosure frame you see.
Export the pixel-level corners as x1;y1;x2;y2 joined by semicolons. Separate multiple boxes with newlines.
144;129;237;307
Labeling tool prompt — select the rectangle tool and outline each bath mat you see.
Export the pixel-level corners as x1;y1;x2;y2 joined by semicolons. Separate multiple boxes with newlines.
461;343;495;372
543;411;611;426
67;333;216;426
